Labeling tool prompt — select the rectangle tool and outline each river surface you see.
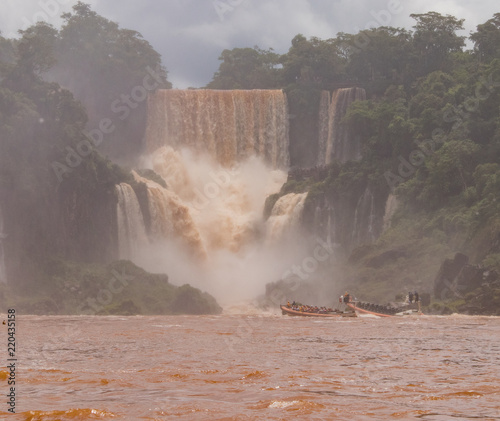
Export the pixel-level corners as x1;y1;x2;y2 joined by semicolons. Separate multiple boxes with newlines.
1;312;500;420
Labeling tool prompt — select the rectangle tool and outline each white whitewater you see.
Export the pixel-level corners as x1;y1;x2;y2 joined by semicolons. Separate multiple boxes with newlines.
132;170;207;260
266;193;307;243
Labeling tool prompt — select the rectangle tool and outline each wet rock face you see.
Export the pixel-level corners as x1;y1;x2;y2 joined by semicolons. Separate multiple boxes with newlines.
433;252;500;314
366;249;407;268
433;252;469;298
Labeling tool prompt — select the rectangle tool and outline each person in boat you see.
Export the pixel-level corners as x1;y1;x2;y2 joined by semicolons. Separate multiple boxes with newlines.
408;291;414;303
414;291;419;303
343;292;350;303
287;301;291;308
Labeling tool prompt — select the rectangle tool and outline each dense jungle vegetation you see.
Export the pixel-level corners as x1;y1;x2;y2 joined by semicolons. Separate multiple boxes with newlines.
1;3;500;313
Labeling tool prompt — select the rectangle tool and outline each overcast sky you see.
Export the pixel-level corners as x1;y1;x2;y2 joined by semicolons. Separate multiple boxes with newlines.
1;0;499;88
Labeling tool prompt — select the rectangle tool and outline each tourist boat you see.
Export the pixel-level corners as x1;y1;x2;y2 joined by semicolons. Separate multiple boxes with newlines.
280;304;357;318
346;301;422;317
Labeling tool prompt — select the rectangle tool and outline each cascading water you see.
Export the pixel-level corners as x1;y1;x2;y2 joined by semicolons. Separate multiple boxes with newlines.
266;193;307;243
143;89;290;168
114;89;311;304
0;205;6;283
351;187;376;247
317;90;331;166
133;170;207;259
317;87;366;165
383;194;398;232
116;183;148;260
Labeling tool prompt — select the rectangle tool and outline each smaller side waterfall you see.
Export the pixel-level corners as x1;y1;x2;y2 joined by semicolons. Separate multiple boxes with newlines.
116;183;148;260
318;87;366;165
266;193;307;243
317;91;331;166
351;187;375;247
0;205;6;283
138;174;207;260
383;194;398;232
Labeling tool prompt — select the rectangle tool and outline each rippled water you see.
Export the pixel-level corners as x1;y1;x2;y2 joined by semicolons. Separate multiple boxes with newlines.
2;313;500;420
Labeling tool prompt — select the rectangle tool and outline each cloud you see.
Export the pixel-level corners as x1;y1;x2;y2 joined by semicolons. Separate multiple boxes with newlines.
1;0;72;38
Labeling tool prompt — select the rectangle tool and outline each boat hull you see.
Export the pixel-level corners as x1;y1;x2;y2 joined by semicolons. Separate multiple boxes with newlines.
280;305;356;318
347;303;422;317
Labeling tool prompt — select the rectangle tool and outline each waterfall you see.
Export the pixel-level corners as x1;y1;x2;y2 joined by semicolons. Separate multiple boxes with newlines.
133;171;208;259
326;207;334;248
0;205;6;283
351;187;376;248
317;87;366;165
266;193;307;243
317;90;331;166
143;89;289;168
116;183;148;260
383;194;398;232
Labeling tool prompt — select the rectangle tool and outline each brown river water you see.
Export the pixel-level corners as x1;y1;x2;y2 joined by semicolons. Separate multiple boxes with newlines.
1;312;500;420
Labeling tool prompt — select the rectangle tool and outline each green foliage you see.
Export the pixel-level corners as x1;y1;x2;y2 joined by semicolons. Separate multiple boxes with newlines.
416;139;479;207
134;168;167;188
470;13;500;62
50;1;171;162
0;4;152;290
342;27;414;92
0;258;222;315
207;46;282;89
171;284;222;315
410;12;465;75
280;34;348;87
345;91;411;160
12;22;57;81
482;254;500;272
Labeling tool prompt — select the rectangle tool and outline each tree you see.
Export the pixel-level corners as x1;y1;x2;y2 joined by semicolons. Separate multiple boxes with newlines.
3;22;58;91
0;34;16;76
408;71;458;137
410;12;465;75
207;46;281;89
343;27;414;93
415;139;479;208
280;34;347;88
345;88;412;161
49;1;171;162
470;13;500;62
